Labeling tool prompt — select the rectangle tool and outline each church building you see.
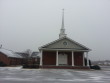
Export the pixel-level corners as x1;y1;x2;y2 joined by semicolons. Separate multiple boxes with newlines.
39;10;90;69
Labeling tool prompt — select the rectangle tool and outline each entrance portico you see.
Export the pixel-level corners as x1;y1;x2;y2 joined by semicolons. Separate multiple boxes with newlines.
56;50;73;66
39;48;90;69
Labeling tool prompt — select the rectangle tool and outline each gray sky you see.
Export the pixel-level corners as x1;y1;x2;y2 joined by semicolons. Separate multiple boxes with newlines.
0;0;110;61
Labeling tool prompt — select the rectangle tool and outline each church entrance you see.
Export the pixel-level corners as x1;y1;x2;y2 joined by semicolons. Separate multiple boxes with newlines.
58;53;67;66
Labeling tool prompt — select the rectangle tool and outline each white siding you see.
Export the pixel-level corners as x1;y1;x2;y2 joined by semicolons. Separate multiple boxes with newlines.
44;39;86;50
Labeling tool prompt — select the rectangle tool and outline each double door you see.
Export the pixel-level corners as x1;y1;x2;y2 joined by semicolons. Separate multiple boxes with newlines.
58;54;67;65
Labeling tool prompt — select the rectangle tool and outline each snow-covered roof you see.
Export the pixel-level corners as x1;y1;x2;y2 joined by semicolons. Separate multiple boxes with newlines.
31;52;39;58
37;52;41;57
0;48;23;58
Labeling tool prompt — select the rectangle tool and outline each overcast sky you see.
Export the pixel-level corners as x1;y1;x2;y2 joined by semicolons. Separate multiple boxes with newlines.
0;0;110;61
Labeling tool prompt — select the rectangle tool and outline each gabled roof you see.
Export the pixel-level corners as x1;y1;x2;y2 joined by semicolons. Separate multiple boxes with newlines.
0;48;23;58
16;52;28;58
39;36;90;51
16;51;39;58
31;52;39;58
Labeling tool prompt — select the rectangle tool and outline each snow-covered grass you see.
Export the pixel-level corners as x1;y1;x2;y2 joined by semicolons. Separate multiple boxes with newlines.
0;67;110;83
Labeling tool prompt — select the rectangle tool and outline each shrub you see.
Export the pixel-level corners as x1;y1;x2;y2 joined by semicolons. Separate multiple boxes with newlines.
90;65;101;70
84;58;91;66
0;61;7;67
22;64;29;68
23;64;39;69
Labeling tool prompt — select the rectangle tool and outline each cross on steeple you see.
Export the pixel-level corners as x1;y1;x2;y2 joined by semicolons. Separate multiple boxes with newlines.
59;9;67;38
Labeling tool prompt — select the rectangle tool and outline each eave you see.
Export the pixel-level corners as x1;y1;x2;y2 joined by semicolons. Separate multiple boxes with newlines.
39;48;91;52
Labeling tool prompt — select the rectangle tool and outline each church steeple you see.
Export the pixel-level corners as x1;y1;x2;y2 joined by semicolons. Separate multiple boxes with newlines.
59;9;67;38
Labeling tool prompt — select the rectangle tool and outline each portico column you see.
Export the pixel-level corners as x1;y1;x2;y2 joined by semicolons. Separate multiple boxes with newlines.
86;52;89;66
56;50;58;66
83;52;85;66
40;50;43;66
72;51;74;66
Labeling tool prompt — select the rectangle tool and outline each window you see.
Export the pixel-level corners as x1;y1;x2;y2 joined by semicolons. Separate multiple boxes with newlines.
63;41;68;45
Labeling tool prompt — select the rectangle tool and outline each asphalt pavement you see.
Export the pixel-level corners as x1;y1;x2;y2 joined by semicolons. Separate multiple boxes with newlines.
0;67;110;83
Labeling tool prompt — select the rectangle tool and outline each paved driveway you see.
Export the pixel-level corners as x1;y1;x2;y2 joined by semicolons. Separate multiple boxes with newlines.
0;67;110;83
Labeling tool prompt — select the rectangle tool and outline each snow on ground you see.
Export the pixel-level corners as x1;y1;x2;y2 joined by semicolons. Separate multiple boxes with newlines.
0;67;110;83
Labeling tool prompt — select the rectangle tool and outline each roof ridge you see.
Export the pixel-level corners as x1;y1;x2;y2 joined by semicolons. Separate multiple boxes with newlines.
0;48;14;52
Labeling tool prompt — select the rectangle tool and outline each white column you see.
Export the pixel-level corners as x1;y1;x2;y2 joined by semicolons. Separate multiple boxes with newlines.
56;50;58;66
83;52;85;66
40;50;43;66
72;51;74;66
86;52;89;66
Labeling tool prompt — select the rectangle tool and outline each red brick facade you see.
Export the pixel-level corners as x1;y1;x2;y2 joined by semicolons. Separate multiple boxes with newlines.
43;51;56;65
42;51;84;67
74;52;83;66
0;52;23;66
0;52;10;65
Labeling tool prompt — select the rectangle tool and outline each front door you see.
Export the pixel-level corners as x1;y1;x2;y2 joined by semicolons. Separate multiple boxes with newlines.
58;54;67;65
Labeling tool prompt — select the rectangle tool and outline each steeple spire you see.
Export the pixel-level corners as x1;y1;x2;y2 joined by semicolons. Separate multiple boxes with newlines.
61;9;64;29
59;9;67;38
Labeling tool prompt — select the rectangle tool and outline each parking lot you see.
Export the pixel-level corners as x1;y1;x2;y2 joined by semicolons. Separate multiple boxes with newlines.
0;67;110;83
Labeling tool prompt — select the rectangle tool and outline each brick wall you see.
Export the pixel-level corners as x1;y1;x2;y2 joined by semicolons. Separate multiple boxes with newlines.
0;53;10;65
43;51;56;65
74;52;83;66
42;51;84;66
0;52;23;66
